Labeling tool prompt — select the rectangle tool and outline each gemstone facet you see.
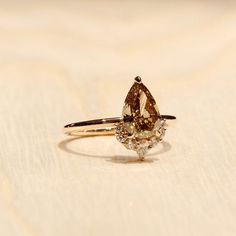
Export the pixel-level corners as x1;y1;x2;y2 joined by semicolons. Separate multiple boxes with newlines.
115;77;167;159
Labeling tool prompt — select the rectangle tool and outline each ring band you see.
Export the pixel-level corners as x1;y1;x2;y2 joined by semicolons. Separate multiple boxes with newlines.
63;76;176;160
64;115;176;136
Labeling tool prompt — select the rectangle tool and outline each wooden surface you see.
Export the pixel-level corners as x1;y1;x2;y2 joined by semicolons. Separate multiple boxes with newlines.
0;1;236;235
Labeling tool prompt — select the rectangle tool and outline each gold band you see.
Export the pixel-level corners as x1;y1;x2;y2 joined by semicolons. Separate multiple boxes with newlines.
64;115;176;137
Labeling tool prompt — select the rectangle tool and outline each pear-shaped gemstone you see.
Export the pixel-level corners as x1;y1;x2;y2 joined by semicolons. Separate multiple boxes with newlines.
115;77;166;159
122;78;161;137
116;77;166;159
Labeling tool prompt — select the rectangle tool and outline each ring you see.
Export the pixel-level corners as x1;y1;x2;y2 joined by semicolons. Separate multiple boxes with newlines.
64;76;176;160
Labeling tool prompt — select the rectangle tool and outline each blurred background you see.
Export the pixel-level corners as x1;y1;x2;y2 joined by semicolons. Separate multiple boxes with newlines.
1;0;236;118
0;1;236;236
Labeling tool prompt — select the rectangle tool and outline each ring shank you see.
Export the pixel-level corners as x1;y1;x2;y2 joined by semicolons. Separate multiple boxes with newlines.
64;115;176;136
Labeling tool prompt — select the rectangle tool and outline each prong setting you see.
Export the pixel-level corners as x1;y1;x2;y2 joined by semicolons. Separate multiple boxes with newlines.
134;76;142;83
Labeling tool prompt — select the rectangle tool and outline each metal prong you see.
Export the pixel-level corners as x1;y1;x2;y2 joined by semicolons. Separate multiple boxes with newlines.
134;76;142;83
138;156;145;161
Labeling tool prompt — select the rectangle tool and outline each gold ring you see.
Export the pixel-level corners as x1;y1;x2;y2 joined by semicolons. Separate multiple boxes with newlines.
64;76;176;160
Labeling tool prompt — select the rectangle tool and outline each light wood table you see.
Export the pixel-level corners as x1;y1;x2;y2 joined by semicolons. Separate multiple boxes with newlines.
0;1;236;235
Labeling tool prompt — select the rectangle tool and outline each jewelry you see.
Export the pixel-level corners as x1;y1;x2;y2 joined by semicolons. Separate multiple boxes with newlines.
64;76;176;160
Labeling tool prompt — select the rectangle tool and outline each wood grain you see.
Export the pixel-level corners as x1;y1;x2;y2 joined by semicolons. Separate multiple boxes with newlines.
0;1;236;235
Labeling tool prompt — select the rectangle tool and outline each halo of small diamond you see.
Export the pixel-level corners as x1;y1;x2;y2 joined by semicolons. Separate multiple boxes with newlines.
115;118;167;158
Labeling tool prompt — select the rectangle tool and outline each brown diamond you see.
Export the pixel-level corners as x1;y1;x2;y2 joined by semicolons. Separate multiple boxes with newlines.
115;76;166;159
123;77;160;136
